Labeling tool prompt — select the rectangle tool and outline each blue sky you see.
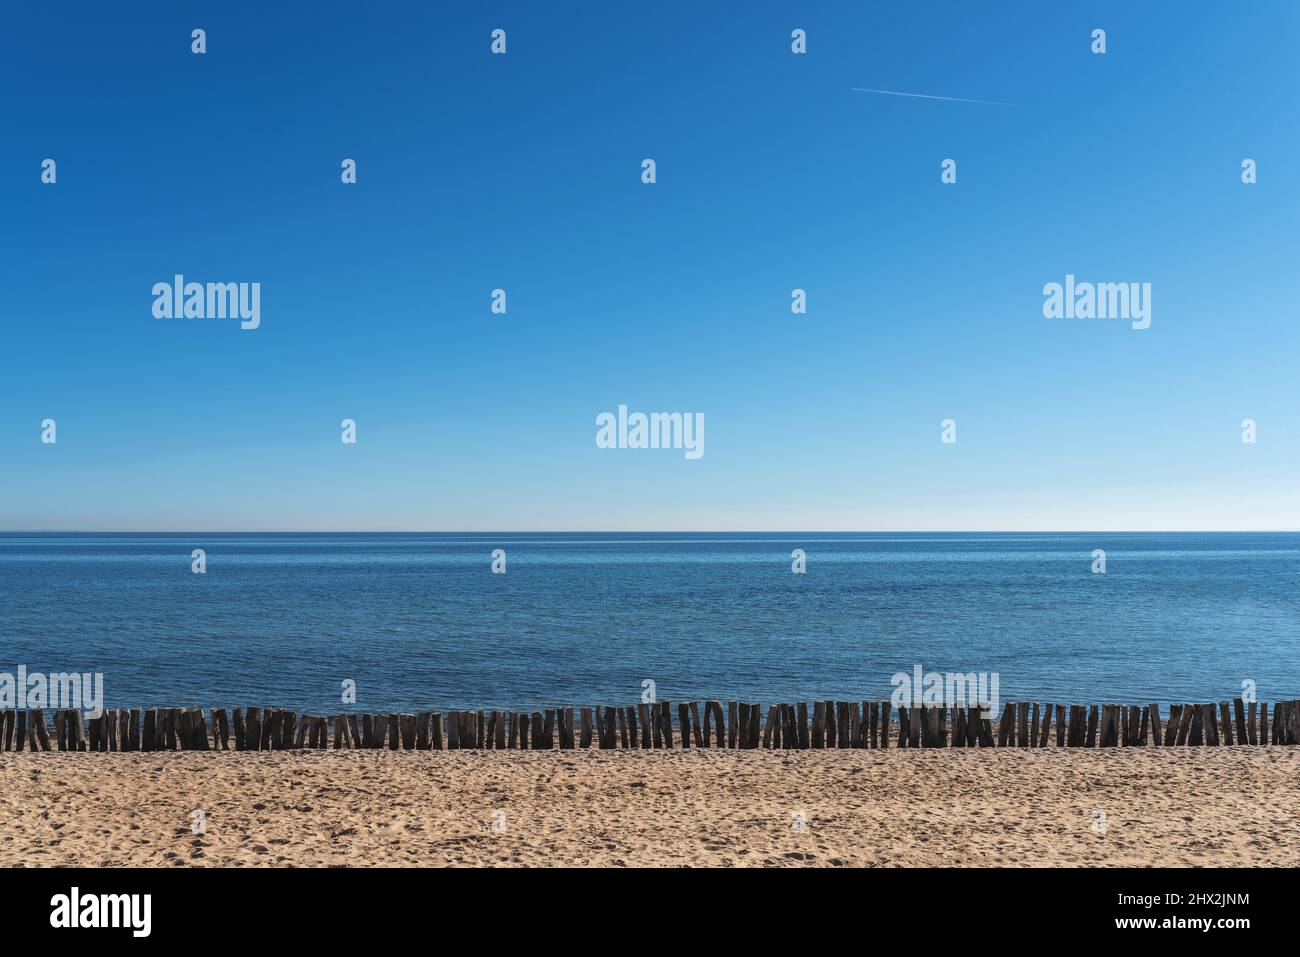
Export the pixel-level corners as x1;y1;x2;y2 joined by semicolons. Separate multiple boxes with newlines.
2;1;1297;530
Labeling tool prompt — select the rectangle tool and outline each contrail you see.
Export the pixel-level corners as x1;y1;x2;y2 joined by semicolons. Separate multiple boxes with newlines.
851;87;1018;107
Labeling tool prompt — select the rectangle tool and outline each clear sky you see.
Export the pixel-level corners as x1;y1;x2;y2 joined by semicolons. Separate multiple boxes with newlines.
2;1;1297;531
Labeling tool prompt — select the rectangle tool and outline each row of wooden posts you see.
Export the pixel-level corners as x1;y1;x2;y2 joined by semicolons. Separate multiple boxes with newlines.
1;697;1297;752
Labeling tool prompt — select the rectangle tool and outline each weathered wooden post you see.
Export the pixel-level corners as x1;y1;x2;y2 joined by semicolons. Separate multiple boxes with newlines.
1063;705;1079;747
243;707;260;752
1098;705;1117;748
1231;698;1246;745
193;710;210;750
33;711;51;751
606;707;623;749
996;704;1013;747
1188;706;1204;746
209;709;226;750
780;704;795;749
1162;704;1180;746
72;710;86;751
676;703;690;748
708;700;725;747
1217;701;1232;745
258;711;274;750
605;706;620;749
653;702;668;749
1173;704;1192;745
125;709;140;751
53;710;67;751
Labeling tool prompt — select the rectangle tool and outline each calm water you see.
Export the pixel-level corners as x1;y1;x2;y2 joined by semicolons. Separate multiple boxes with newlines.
0;532;1296;712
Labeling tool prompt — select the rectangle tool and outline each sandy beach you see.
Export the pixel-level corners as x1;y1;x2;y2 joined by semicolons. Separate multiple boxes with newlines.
1;748;1296;868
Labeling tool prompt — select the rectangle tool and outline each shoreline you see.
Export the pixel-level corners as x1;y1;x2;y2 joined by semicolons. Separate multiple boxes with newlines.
3;748;1296;868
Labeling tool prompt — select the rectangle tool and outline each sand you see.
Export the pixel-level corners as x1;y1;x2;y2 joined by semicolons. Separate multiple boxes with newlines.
1;748;1296;867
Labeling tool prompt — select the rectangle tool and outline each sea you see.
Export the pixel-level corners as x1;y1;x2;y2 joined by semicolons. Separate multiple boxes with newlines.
0;532;1295;712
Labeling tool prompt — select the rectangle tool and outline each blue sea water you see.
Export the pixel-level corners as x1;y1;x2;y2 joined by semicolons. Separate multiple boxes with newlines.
0;532;1296;713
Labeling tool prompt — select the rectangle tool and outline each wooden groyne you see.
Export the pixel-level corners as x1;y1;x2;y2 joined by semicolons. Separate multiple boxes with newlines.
2;697;1297;752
